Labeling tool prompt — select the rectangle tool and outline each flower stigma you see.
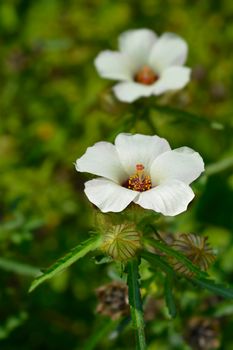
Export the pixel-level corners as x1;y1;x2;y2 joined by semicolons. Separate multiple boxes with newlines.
124;164;152;192
134;66;159;85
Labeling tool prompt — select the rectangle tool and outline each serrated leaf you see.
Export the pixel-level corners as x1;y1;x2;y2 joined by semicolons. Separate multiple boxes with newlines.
141;250;174;277
29;234;102;292
144;237;207;279
127;259;143;328
94;255;113;265
164;276;177;318
192;278;233;299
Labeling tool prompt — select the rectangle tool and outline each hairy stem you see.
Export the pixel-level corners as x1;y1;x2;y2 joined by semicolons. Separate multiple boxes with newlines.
127;258;146;350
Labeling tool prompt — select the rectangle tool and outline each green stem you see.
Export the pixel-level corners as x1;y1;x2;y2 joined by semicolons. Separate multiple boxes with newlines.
145;112;157;134
133;100;157;134
127;258;146;350
205;156;233;176
0;258;40;277
107;112;135;141
83;318;119;350
151;104;232;132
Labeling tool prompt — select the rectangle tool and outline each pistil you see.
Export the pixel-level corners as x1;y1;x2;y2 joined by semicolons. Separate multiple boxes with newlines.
124;164;152;192
134;66;159;85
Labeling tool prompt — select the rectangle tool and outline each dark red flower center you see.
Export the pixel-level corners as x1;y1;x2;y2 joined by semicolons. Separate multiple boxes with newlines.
134;66;159;85
123;164;152;192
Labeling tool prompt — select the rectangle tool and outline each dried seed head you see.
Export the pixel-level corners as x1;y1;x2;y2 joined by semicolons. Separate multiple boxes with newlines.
96;281;129;320
144;296;163;321
185;317;220;350
101;223;141;261
170;233;215;277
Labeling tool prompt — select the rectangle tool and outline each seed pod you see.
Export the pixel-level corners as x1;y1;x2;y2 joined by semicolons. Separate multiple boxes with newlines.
185;316;220;350
96;281;129;320
101;223;141;261
169;233;215;277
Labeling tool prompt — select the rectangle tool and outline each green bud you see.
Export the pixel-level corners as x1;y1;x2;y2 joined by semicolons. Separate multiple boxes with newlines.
101;223;141;262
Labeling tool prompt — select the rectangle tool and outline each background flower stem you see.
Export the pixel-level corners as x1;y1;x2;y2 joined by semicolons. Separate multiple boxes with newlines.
83;318;119;350
127;258;146;350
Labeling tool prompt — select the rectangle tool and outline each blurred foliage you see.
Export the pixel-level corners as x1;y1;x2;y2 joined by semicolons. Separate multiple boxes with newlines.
0;0;233;349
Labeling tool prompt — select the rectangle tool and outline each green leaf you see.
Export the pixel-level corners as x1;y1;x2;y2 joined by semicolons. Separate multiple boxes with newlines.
141;250;174;277
144;237;207;279
0;312;28;340
0;258;40;277
127;259;146;350
214;301;233;317
94;255;113;265
151;105;230;131
205;156;233;176
164;275;177;318
29;234;102;292
141;250;176;318
192;278;233;299
142;250;233;301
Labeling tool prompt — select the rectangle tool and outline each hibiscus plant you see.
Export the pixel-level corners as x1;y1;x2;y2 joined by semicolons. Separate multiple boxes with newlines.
29;29;233;350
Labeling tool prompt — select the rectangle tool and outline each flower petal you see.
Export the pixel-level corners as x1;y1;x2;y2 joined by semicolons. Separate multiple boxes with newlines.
134;179;194;216
152;66;191;95
94;50;132;81
115;133;171;176
75;141;127;183
119;29;157;72
149;33;188;72
84;178;139;213
113;81;155;102
150;147;205;185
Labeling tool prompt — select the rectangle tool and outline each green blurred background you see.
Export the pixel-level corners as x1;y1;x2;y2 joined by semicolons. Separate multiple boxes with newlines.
0;0;233;349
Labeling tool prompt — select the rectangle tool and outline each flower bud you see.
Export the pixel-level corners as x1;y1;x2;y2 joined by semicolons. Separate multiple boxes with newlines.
101;223;141;261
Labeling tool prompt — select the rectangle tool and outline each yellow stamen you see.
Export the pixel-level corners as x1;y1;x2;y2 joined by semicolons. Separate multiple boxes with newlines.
124;163;152;192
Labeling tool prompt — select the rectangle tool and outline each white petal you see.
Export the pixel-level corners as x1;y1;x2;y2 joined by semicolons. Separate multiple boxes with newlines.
113;81;155;102
134;179;194;216
94;50;132;81
119;29;157;72
150;147;205;185
84;178;139;213
149;32;188;72
75;141;127;183
115;133;171;176
153;66;191;95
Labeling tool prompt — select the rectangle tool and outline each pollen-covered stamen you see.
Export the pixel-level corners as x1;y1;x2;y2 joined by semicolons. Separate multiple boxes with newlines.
134;65;159;85
124;163;152;192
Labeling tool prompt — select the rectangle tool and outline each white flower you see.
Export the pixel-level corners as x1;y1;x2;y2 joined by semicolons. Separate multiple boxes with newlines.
94;29;191;103
75;133;204;216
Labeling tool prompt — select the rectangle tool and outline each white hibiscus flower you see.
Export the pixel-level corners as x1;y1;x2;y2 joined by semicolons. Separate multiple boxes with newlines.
94;29;191;103
75;133;204;216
